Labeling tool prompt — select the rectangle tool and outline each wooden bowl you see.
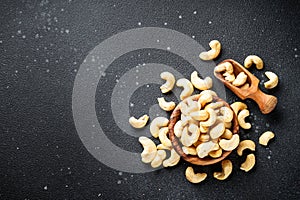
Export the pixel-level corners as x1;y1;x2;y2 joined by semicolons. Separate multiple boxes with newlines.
168;94;239;166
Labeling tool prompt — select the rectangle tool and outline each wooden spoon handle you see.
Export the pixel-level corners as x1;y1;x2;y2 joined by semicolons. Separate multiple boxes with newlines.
247;89;277;114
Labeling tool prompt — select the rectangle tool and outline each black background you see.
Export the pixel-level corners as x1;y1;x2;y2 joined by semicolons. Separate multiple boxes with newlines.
1;0;300;199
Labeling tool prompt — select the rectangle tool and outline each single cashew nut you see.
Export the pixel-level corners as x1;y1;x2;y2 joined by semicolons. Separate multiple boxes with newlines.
237;140;256;156
190;110;209;121
209;147;223;158
174;120;183;138
259;131;275;146
240;83;250;90
221;129;233;139
220;107;234;123
219;134;240;151
190;71;213;90
158;127;172;148
185;166;207;183
238;109;251;129
214;62;233;73
160;72;175;93
139;136;157;163
182;146;197;155
157;97;176;111
244;55;264;70
230;102;247;115
240;153;255;172
163;149;181;167
232;72;248;87
176;78;194;100
223;72;236;83
129;115;149;128
196;141;219;158
213;160;233;180
150;117;169;138
200;90;218;98
209;122;225;139
199;40;221;60
200;108;217;127
198;93;213;107
151;150;167;168
264;71;278;89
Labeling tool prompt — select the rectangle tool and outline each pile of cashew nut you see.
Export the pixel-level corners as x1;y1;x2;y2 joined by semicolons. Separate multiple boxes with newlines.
128;40;277;184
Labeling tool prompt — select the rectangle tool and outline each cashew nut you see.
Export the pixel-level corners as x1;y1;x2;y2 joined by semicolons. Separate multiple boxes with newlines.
209;122;225;140
196;141;219;158
160;72;175;93
214;62;233;73
199;40;221;60
213;160;233;180
158;127;172;148
174;120;183;138
244;55;264;70
181;125;200;147
264;71;278;89
157;97;176;111
179;102;190;116
237;140;256;156
151;150;167;168
150;117;169;138
163;149;181;167
240;83;250;90
200;108;217;127
221;129;233;139
230;102;247;115
199;133;210;142
232;72;248;87
190;110;209;121
182;146;197;155
209;147;223;158
129;115;149;129
198;93;213;107
190;71;213;90
223;72;235;83
204;102;224;111
200;90;217;98
185;166;207;184
176;78;194;100
240;153;255;172
186;98;201;113
139;136;157;163
238;109;251;129
220;107;234;123
219;134;240;151
259;131;275;146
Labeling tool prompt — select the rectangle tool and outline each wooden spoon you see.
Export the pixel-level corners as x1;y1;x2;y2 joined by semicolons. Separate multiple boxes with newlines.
214;59;277;114
168;94;239;166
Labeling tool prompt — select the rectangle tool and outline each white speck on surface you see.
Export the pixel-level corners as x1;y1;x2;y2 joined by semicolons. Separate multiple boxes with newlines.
118;172;123;176
208;21;212;24
45;59;49;63
156;39;160;43
74;69;77;72
266;123;270;127
65;185;68;188
46;69;50;73
44;186;48;190
17;30;22;34
61;8;64;12
22;35;26;39
130;103;134;107
16;147;19;150
98;193;102;197
138;22;141;26
15;70;18;73
192;35;195;39
164;22;168;25
167;46;171;50
253;18;256;21
193;11;197;14
294;48;297;51
135;82;139;85
295;54;299;58
179;15;182;19
65;29;70;34
267;155;271;159
0;41;2;43
146;84;150;87
117;180;122;184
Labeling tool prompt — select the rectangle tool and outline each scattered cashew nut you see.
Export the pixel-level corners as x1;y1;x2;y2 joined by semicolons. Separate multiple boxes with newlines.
185;166;207;183
240;153;255;172
264;71;278;89
259;131;275;146
238;109;251;129
237;140;256;156
230;102;247;115
157;97;176;111
232;72;248;87
176;78;194;100
199;40;221;60
219;134;240;151
160;72;175;93
129;115;149;128
139;136;157;163
244;55;264;70
150;117;169;138
190;71;213;90
213;160;233;180
163;149;181;167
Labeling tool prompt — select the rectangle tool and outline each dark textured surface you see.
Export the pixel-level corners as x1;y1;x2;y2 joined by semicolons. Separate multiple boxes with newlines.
1;0;300;199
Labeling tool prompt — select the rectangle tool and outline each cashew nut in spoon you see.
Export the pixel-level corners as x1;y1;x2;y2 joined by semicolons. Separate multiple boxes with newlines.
264;71;278;89
163;149;181;167
129;114;149;128
185;166;207;183
139;136;157;163
157;97;176;111
240;153;255;172
199;40;221;60
232;72;248;87
190;71;213;90
214;62;233;73
238;109;251;129
219;134;240;151
223;72;235;83
160;71;175;93
213;160;233;180
150;117;169;138
176;78;194;100
244;55;264;70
